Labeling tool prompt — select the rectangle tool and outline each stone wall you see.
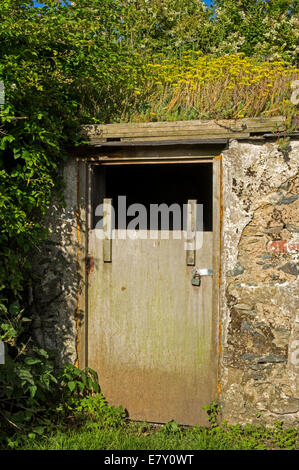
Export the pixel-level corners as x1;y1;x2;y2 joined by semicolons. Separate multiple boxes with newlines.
30;158;79;366
220;139;299;426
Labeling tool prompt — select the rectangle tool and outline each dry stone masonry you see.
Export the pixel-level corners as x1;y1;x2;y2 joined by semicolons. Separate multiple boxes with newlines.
220;139;299;426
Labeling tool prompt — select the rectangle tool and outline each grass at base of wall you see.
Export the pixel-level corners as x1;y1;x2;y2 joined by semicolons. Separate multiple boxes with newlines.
15;419;299;451
3;396;298;451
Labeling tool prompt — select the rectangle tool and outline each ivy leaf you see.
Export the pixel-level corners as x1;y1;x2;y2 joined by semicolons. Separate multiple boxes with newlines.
68;381;76;392
25;357;42;365
29;385;37;398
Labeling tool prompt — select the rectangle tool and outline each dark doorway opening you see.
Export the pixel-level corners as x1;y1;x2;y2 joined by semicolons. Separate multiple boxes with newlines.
92;163;213;231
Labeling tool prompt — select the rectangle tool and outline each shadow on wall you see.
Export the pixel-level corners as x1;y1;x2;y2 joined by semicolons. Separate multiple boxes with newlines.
30;160;83;367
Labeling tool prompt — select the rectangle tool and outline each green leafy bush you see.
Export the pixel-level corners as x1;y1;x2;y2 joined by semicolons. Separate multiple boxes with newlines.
0;298;101;448
65;394;127;429
0;353;102;448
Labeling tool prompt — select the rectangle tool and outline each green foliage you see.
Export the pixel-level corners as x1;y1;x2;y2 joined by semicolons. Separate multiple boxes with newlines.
0;354;103;448
206;420;299;450
0;296;102;447
0;347;57;438
0;300;59;442
159;420;182;435
65;394;127;429
120;1;298;63
213;0;298;62
203;401;219;427
119;0;214;55
125;52;298;123
58;364;100;398
16;415;299;451
3;396;298;450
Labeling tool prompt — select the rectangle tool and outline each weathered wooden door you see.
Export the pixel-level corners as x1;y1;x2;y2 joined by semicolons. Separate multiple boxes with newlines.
87;161;219;425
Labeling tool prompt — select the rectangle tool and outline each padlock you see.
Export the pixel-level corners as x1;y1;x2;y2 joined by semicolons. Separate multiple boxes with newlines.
191;270;201;286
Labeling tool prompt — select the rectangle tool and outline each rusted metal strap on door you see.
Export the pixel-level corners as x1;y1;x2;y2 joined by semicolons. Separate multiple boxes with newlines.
186;199;197;266
103;198;112;263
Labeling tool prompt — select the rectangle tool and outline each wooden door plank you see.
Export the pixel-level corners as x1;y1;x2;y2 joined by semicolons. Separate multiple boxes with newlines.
186;199;197;266
103;198;112;263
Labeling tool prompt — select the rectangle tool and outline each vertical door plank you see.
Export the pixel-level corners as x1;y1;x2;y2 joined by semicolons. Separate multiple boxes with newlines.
103;198;112;263
186;199;197;266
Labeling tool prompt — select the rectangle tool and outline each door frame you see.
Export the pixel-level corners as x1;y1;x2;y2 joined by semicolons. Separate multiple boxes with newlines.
76;147;222;403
